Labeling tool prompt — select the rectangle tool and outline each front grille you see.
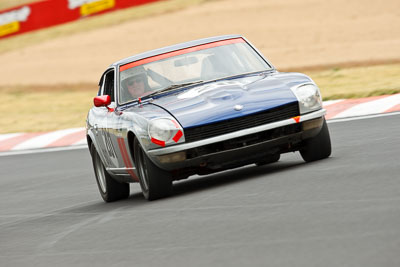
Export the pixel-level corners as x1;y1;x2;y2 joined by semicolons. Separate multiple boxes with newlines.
186;123;302;159
184;102;299;142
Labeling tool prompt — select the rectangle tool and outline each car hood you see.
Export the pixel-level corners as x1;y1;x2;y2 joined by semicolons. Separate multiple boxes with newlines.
150;72;312;128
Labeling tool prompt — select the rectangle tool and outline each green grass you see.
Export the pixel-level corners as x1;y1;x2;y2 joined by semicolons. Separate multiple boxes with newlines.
1;63;399;134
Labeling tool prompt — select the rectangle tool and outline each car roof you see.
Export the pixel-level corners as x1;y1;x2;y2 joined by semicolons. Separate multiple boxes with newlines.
110;34;243;68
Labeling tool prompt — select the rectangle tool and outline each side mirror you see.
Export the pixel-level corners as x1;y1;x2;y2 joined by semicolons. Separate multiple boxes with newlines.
93;95;111;107
93;95;114;112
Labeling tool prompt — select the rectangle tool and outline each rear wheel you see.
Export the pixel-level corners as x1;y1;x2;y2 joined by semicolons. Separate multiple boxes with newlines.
300;118;332;162
134;140;172;201
90;143;130;202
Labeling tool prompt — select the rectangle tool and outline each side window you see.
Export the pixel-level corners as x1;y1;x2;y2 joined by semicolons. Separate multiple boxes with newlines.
97;75;103;96
103;70;115;102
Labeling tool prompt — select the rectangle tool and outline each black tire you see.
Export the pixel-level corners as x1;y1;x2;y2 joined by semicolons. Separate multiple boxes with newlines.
90;143;130;202
256;154;280;166
134;140;172;201
300;118;332;162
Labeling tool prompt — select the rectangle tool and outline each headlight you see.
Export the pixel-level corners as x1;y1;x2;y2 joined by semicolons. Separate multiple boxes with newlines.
290;83;322;114
148;118;185;147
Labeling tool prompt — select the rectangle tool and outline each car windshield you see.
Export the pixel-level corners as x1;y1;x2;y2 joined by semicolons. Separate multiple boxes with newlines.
118;38;272;104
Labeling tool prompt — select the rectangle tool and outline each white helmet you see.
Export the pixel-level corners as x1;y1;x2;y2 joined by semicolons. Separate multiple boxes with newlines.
120;66;147;84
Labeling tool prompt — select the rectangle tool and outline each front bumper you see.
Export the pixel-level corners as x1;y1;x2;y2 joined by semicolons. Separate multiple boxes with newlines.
147;109;326;171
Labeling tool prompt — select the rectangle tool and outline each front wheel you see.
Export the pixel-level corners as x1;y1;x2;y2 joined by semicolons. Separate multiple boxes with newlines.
300;118;332;162
134;140;172;201
90;143;130;202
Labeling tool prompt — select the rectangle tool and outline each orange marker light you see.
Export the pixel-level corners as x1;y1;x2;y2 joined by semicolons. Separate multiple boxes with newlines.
293;116;300;123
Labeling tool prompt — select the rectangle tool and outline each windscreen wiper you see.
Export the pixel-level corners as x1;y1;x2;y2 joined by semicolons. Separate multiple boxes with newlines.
141;81;204;100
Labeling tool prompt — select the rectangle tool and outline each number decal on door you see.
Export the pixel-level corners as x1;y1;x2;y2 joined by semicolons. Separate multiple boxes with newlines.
103;131;117;158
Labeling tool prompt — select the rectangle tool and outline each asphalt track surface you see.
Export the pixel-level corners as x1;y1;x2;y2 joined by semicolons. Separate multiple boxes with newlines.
1;114;400;266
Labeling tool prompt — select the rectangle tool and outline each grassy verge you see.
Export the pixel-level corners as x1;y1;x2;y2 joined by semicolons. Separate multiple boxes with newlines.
0;84;96;133
304;63;400;100
1;63;399;134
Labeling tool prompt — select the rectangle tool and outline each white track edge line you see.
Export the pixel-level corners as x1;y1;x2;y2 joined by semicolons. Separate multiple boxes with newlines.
327;111;400;123
0;144;88;157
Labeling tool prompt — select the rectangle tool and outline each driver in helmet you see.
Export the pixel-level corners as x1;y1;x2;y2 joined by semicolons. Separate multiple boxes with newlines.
121;67;150;101
125;74;146;99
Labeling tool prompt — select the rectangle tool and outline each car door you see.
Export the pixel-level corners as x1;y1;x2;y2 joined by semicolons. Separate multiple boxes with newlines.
94;68;120;170
90;68;119;168
102;69;138;181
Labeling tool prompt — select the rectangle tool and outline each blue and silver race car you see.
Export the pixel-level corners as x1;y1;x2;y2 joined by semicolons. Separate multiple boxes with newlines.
87;34;331;202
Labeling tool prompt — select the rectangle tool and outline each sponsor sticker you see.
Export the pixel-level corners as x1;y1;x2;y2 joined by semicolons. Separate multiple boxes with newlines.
0;6;30;37
68;0;115;16
81;0;115;16
0;21;20;37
